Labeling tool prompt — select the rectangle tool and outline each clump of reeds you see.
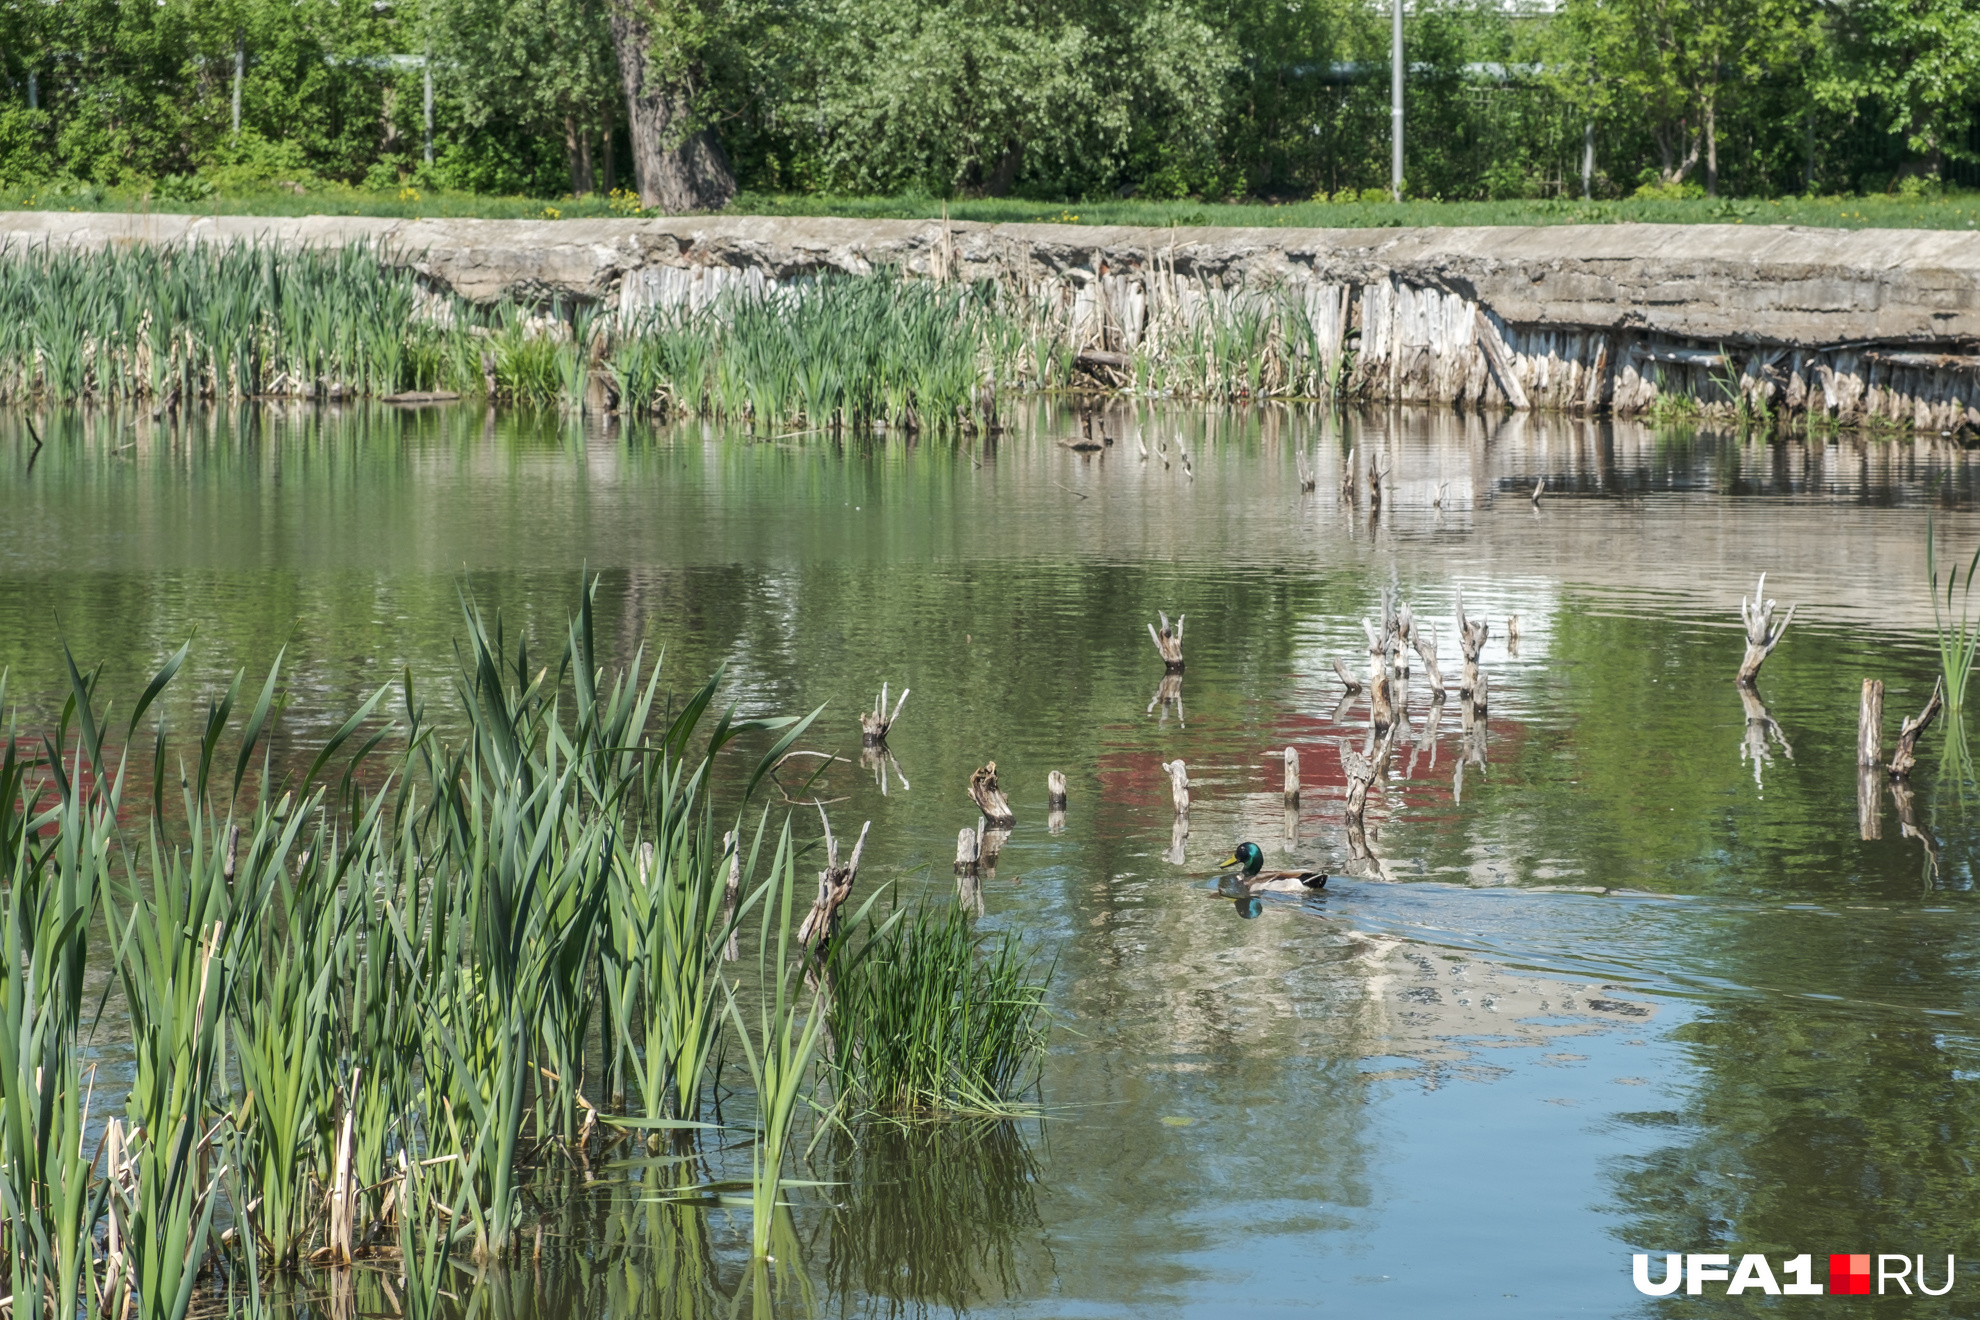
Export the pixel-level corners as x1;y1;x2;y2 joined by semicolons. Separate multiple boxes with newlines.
827;902;1050;1116
0;576;906;1310
1929;519;1980;776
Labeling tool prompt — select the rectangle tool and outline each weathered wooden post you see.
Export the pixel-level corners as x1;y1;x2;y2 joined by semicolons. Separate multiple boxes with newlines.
1332;659;1364;693
1363;619;1395;735
1736;573;1796;685
721;830;742;961
1455;589;1489;699
1413;622;1444;694
799;805;870;951
1047;770;1068;809
1859;679;1886;766
1888;677;1945;779
1148;612;1186;671
1163;758;1190;815
1282;747;1300;806
860;683;909;745
969;762;1016;826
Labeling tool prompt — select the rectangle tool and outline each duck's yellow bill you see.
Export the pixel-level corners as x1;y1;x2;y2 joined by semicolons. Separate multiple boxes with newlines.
1217;854;1239;869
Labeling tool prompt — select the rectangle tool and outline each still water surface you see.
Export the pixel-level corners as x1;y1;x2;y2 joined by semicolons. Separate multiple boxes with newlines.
5;404;1980;1317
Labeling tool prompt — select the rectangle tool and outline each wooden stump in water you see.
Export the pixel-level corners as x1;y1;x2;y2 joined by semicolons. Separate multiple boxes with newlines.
1413;623;1445;694
1148;612;1186;671
799;805;870;952
1331;658;1364;693
1888;676;1945;779
1163;758;1190;815
969;761;1016;826
1471;668;1490;718
1167;812;1189;866
1858;678;1885;767
1455;589;1489;699
860;682;909;746
1281;747;1300;806
954;824;981;875
1342;741;1379;818
1363;619;1395;734
1047;769;1069;809
1340;447;1357;503
720;831;742;961
1736;573;1796;686
1294;446;1316;493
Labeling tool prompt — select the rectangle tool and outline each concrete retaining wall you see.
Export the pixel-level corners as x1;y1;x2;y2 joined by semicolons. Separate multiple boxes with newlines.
6;210;1976;427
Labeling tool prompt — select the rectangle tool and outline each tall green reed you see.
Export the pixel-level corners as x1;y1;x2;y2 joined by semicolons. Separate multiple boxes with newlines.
1928;519;1980;777
827;902;1050;1116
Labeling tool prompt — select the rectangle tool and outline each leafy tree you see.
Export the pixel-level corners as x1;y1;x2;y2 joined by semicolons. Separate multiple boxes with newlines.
776;0;1232;199
1814;0;1980;180
430;0;620;195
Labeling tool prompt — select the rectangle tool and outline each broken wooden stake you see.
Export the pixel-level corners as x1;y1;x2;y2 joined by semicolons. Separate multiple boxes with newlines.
954;824;981;875
1163;758;1190;815
1047;769;1068;809
1294;446;1316;492
1342;740;1379;818
1455;588;1489;698
1888;676;1945;779
1858;678;1885;768
969;761;1017;827
860;682;909;746
1413;622;1444;693
799;805;870;951
1331;658;1364;693
721;831;742;961
1282;747;1300;806
1340;447;1356;502
1148;612;1186;671
1363;618;1395;734
1736;573;1796;685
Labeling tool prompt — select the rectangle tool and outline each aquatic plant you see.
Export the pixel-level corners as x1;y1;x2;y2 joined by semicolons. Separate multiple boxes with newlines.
1927;520;1980;774
0;576;910;1312
827;902;1050;1115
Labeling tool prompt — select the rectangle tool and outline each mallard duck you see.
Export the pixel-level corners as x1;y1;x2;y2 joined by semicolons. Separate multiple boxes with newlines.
1218;842;1328;891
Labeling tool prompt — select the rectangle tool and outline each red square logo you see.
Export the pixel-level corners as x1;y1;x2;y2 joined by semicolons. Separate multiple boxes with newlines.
1831;1254;1872;1295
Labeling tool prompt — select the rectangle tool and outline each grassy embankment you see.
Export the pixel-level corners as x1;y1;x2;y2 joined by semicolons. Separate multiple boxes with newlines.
6;181;1980;230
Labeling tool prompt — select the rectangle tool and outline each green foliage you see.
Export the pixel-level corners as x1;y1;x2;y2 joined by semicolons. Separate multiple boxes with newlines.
827;903;1050;1115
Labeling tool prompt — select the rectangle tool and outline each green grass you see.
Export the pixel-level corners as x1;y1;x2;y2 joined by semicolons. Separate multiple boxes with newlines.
11;180;1980;231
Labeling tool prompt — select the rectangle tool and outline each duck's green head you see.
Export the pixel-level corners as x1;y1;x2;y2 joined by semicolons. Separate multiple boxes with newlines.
1218;842;1265;876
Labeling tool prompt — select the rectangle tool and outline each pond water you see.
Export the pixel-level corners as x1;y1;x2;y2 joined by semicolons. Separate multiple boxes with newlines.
5;403;1980;1317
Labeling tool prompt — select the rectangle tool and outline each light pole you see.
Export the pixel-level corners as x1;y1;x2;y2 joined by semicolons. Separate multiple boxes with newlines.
1391;0;1404;201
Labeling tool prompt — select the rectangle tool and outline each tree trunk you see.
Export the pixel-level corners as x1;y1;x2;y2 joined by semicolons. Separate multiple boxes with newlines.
564;114;595;196
602;118;616;193
608;6;736;213
1703;98;1717;197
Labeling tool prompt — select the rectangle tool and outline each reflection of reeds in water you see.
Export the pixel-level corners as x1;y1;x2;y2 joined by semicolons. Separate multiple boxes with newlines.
824;1119;1044;1316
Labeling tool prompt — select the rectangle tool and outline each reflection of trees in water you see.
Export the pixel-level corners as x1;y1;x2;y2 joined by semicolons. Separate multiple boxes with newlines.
823;1119;1046;1317
1610;975;1980;1316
